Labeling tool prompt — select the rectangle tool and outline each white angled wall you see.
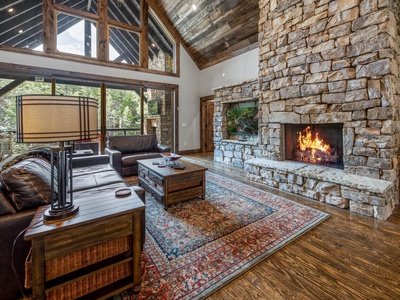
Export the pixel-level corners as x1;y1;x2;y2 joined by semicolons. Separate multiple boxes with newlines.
199;48;259;97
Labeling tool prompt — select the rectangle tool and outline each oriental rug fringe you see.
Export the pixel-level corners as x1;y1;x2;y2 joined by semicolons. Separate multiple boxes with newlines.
118;172;329;300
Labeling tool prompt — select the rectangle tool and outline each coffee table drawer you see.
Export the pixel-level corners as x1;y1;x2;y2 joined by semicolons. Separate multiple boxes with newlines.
167;186;204;205
138;165;149;177
149;171;164;186
168;172;203;192
138;177;164;202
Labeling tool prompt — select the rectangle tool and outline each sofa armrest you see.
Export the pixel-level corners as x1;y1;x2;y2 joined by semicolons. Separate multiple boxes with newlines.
72;155;109;168
105;148;122;175
156;144;171;153
0;210;35;300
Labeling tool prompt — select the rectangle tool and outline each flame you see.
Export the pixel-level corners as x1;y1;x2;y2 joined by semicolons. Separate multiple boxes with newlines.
297;126;331;157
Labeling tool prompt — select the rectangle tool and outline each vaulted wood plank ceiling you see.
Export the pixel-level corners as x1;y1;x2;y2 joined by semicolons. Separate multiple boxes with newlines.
153;0;260;69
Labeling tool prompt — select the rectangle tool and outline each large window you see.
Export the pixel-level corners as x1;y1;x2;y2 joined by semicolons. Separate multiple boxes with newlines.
56;14;97;57
143;88;174;148
106;85;141;136
0;0;178;75
0;0;43;50
0;78;52;157
148;9;175;73
0;70;177;159
109;27;139;64
108;0;140;27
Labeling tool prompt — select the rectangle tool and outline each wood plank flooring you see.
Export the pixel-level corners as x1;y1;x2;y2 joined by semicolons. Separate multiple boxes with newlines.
183;153;400;300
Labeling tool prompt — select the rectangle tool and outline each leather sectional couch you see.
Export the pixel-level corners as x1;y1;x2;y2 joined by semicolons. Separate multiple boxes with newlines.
0;153;145;300
105;134;170;176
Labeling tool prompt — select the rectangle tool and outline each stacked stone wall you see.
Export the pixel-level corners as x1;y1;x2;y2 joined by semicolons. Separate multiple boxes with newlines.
146;89;172;147
213;79;261;167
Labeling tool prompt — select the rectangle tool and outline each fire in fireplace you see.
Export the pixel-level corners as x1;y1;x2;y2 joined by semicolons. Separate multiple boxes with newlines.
285;124;343;169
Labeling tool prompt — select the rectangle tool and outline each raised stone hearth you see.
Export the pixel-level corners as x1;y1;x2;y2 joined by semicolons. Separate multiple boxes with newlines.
214;0;400;219
245;159;394;220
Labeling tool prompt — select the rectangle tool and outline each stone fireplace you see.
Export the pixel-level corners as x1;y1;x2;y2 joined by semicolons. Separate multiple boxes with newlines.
215;0;400;219
285;123;343;169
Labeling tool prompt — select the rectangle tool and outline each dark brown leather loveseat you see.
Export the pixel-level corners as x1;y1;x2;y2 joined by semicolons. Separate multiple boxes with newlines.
105;134;170;176
0;154;145;300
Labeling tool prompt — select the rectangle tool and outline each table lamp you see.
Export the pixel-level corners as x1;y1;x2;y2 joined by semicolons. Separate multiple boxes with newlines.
16;95;98;220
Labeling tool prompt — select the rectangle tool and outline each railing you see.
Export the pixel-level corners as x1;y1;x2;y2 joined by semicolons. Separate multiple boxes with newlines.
106;128;141;136
0;130;15;161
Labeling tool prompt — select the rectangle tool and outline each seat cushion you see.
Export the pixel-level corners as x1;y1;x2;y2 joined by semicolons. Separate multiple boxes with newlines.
121;152;162;167
73;182;129;197
73;163;116;176
72;170;126;192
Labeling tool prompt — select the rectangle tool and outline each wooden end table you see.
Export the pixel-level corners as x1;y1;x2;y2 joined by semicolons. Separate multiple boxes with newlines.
24;190;145;300
138;158;207;208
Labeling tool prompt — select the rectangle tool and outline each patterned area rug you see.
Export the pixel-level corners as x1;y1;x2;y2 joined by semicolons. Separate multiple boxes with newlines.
121;172;329;300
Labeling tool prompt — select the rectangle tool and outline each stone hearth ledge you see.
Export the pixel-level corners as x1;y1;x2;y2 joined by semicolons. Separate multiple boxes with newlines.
245;159;395;220
221;139;258;145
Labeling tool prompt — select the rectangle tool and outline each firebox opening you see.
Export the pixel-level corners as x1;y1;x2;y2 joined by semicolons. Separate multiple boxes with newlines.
285;124;343;169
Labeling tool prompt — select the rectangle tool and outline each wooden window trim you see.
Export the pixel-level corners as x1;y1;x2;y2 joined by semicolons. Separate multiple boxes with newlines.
54;3;100;22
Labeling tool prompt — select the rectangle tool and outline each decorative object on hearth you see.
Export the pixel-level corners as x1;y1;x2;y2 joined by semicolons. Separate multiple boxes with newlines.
122;172;329;299
16;95;98;220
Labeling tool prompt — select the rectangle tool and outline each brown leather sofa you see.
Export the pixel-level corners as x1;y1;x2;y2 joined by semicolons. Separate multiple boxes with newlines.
0;154;145;300
105;134;170;177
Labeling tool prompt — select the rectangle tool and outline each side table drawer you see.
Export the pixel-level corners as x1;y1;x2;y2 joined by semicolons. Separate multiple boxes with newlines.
45;214;132;259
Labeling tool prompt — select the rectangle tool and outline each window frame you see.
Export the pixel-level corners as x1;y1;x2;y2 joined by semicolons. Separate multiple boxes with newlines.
0;0;179;77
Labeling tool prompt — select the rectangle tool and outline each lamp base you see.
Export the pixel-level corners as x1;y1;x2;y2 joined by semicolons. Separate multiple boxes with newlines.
43;205;79;221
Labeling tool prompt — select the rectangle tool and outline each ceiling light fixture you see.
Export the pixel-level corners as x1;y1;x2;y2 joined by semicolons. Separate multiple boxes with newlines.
8;8;14;13
117;0;124;7
192;4;197;11
18;29;23;34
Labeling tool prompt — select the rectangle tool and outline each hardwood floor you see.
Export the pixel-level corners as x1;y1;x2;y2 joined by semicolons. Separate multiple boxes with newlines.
184;153;400;300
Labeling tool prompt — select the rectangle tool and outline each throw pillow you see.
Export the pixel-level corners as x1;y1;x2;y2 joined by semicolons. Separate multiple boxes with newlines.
0;158;54;211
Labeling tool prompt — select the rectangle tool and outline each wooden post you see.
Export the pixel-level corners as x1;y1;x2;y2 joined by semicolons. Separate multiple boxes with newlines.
140;0;149;68
100;83;107;154
98;0;109;61
42;0;56;54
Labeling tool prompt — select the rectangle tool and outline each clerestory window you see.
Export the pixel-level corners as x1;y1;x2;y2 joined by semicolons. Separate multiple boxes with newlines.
0;0;177;75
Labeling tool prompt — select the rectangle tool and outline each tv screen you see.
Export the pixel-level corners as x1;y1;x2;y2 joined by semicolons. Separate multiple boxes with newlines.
226;106;258;136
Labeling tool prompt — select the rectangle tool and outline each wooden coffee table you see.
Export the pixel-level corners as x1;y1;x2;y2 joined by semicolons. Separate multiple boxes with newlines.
138;158;207;208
